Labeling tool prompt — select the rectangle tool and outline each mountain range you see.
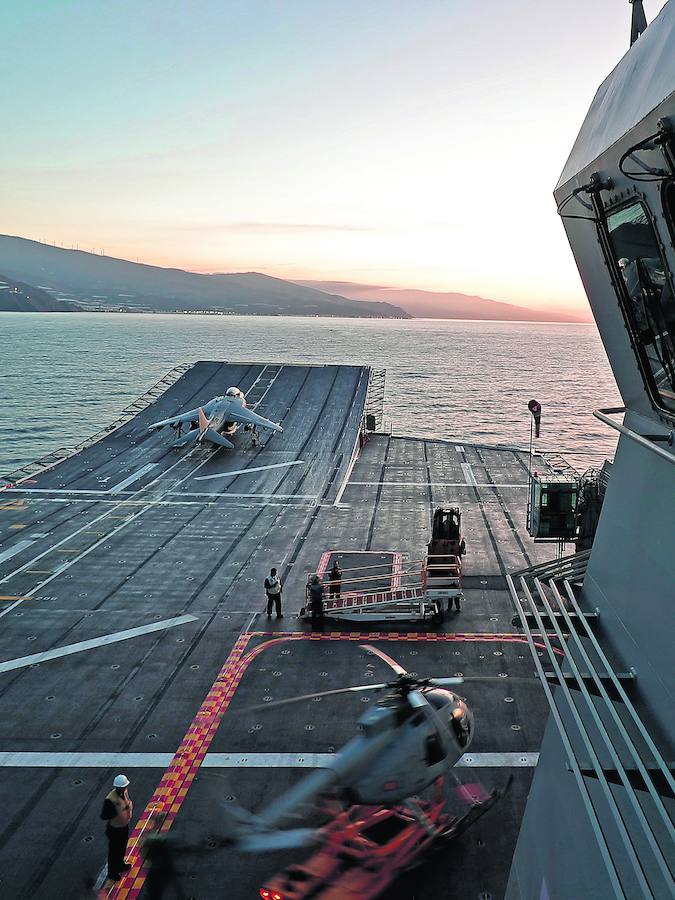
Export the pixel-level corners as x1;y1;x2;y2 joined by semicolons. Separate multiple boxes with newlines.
0;234;587;321
296;280;589;323
0;236;408;318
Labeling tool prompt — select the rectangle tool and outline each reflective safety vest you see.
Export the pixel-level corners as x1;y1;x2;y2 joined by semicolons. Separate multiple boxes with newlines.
105;789;132;827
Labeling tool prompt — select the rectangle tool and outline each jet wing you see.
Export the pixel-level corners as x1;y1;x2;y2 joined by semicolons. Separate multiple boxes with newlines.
148;403;210;431
225;405;283;433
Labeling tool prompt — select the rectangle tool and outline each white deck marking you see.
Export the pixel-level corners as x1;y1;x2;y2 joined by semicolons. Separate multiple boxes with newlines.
0;369;285;621
334;431;361;507
245;364;284;408
0;751;539;768
0;446;220;618
195;460;305;481
1;496;329;511
0;539;37;565
0;615;198;673
179;491;319;499
108;463;159;494
461;462;478;487
3;488;115;495
350;481;527;488
243;365;270;399
3;488;319;500
455;445;465;452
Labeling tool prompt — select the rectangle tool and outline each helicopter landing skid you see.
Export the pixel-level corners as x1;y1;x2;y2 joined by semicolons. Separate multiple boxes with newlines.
259;777;511;900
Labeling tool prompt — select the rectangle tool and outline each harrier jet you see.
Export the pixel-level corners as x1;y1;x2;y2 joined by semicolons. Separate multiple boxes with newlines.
148;387;283;450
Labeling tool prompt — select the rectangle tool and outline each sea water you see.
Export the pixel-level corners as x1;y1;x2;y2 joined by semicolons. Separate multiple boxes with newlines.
0;312;621;475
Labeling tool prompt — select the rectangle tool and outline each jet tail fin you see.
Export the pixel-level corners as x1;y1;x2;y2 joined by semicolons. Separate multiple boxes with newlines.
198;407;210;434
204;429;235;450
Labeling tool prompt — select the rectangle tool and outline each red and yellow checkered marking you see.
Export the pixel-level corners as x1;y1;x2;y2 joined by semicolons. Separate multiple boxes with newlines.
108;632;253;898
109;629;561;897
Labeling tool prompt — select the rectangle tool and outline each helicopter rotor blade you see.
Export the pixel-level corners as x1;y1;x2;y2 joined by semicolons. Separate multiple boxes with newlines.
451;676;536;682
428;675;537;686
407;689;429;709
232;682;391;714
360;643;408;676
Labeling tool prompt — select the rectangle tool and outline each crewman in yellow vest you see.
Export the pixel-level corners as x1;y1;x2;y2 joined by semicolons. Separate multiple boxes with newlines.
100;774;133;881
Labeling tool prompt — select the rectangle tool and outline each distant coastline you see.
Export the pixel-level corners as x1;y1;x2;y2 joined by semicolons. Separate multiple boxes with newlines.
0;233;588;323
0;308;595;326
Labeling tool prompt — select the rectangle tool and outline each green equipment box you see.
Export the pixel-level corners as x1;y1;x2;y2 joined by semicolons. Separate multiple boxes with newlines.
527;473;578;540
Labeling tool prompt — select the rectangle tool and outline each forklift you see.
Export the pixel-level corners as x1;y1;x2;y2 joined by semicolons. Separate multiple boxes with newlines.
424;507;465;612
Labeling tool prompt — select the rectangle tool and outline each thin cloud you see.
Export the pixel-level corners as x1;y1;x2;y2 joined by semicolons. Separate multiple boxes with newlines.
173;221;378;234
163;221;461;234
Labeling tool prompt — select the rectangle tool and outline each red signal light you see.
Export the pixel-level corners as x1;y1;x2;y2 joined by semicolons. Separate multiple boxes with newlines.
260;891;270;899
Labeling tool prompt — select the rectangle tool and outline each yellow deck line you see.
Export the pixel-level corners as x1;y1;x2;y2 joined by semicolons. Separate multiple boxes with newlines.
0;595;33;601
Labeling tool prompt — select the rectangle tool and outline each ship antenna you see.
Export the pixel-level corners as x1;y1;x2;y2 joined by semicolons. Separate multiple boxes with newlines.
629;0;648;46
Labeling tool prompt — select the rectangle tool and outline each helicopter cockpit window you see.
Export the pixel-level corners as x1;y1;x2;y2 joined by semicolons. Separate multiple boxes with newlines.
425;731;446;766
606;202;675;415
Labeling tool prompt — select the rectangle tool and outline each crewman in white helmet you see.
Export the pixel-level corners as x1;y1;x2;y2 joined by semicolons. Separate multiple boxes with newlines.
100;774;133;881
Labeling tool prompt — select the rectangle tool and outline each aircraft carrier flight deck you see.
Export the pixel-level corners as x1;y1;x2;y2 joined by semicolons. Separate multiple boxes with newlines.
0;361;561;899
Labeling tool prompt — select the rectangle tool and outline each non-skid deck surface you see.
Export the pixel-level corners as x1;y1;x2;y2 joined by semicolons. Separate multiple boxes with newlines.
0;361;558;899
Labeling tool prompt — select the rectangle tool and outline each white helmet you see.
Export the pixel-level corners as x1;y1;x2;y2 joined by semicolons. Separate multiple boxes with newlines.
113;774;130;788
225;386;240;397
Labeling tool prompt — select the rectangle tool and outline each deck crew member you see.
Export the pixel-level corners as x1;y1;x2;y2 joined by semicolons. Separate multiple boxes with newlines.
264;567;283;619
308;575;325;630
100;774;133;882
328;560;342;598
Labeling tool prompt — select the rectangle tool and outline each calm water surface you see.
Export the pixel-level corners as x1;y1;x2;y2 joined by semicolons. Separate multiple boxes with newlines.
0;313;621;475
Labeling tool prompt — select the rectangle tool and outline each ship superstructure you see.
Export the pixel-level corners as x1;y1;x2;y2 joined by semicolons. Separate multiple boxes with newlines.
507;4;675;897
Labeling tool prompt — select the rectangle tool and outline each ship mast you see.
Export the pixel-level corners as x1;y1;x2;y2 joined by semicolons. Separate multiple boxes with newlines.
629;0;648;45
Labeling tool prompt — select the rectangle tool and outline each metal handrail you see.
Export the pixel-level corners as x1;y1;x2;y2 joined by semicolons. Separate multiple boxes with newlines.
313;561;402;576
308;569;420;589
312;557;445;577
594;407;675;466
523;576;652;897
509;555;675;897
322;582;425;605
512;549;590;580
539;579;673;889
562;580;675;799
506;573;626;898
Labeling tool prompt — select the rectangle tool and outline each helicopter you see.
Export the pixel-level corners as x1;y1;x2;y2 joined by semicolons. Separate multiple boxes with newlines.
220;644;508;853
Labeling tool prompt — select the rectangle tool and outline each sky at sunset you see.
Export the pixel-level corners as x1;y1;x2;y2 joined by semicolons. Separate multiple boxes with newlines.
1;0;669;316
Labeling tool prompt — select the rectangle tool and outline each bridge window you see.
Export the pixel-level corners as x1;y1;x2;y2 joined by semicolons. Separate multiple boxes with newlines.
664;181;675;245
606;201;675;416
